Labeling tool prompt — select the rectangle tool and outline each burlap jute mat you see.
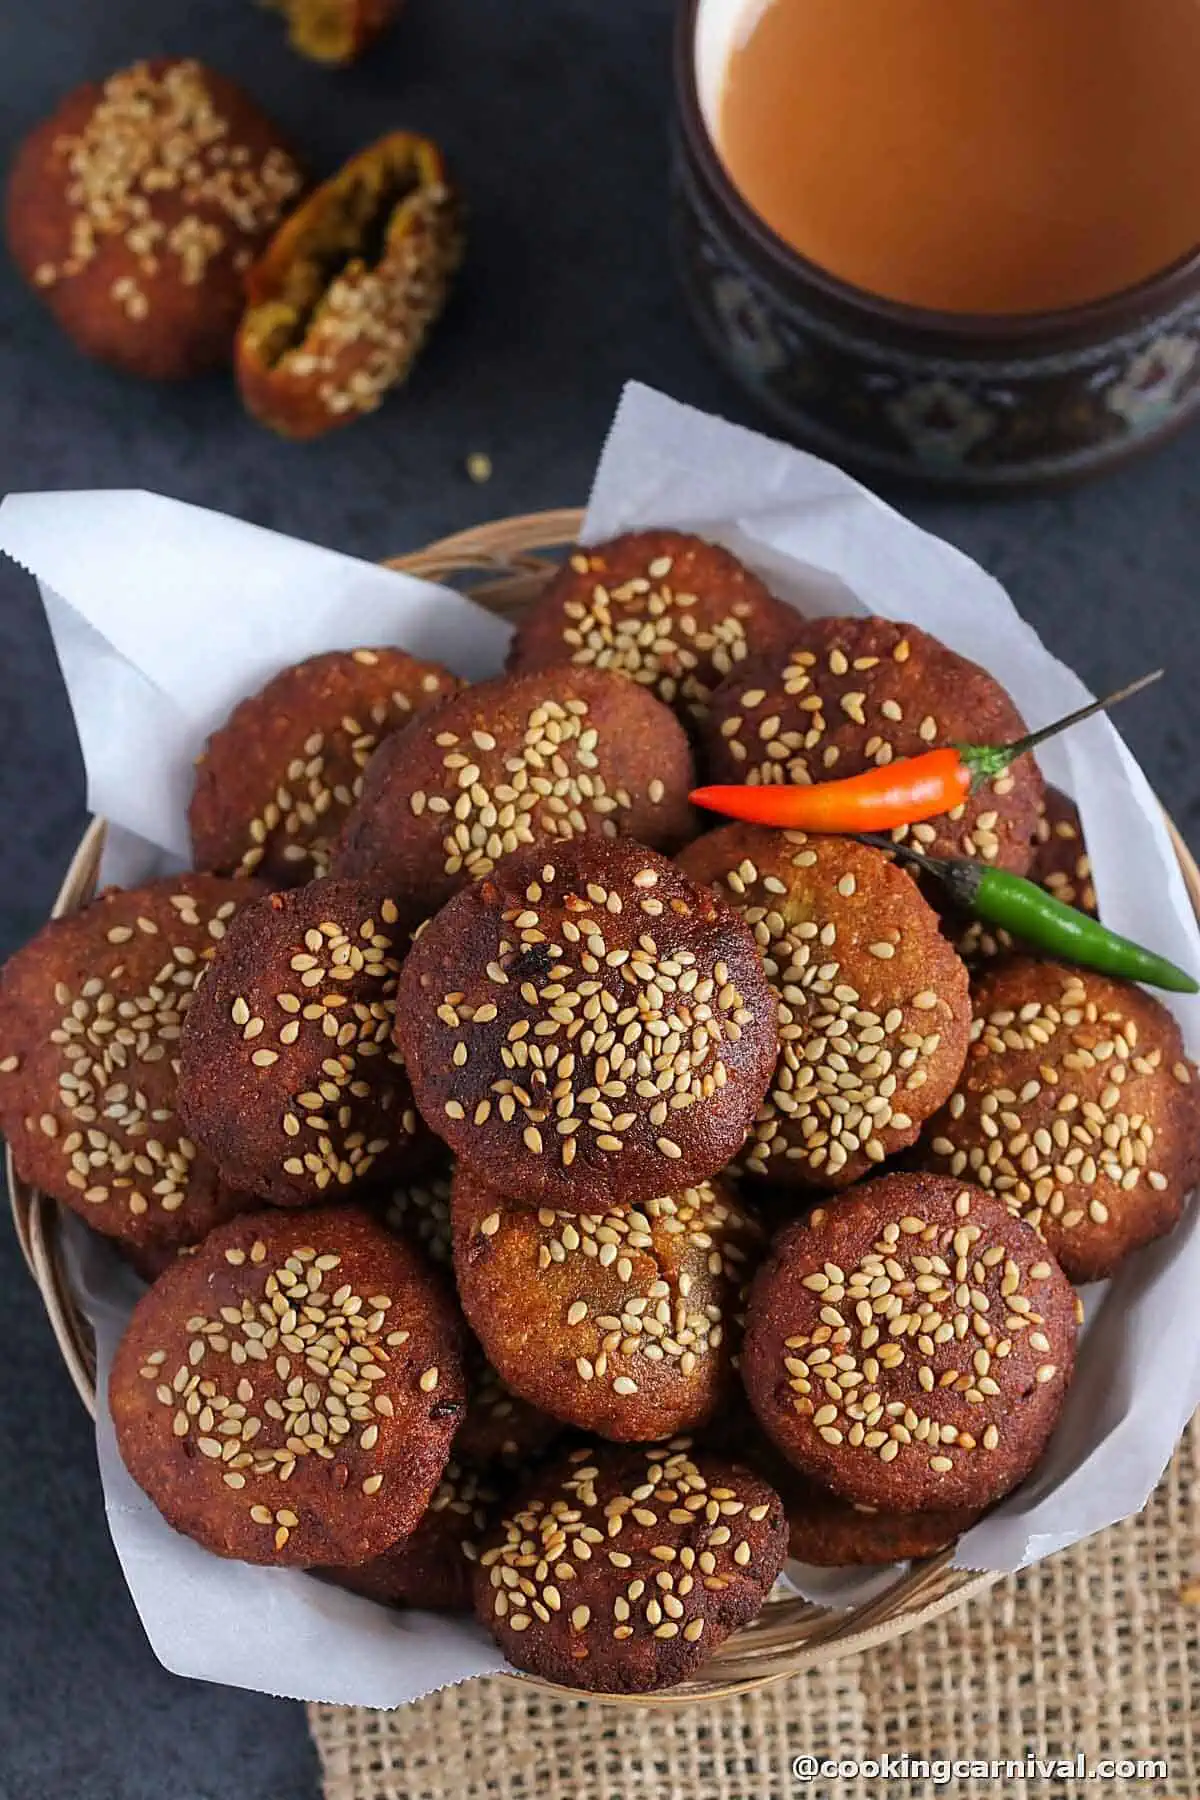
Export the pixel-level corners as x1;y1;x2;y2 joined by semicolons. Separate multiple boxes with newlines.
310;1417;1198;1800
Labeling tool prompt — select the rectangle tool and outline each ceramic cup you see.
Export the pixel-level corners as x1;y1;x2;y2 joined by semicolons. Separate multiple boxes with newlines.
672;0;1200;489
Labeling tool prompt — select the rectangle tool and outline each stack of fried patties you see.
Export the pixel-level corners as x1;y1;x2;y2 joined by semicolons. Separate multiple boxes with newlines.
2;532;1196;1695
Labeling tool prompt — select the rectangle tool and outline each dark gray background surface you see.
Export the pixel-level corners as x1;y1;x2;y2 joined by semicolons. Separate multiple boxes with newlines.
0;4;1197;1797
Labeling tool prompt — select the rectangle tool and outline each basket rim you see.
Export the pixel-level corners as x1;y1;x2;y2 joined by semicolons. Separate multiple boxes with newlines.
7;505;1200;1706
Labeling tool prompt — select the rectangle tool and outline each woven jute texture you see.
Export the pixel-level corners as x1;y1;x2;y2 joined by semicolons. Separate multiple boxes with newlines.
310;1417;1198;1800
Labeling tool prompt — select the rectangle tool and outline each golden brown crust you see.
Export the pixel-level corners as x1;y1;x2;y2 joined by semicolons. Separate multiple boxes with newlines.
789;1491;977;1566
271;0;402;64
741;1172;1078;1513
236;132;461;440
678;826;971;1189
109;1207;467;1566
919;958;1199;1283
0;875;266;1250
6;59;302;379
452;1165;764;1442
696;1411;979;1565
474;1440;787;1692
189;648;461;887
395;839;780;1210
333;667;697;919
506;531;798;723
177;879;428;1206
321;1457;500;1611
700;618;1043;873
781;1471;978;1566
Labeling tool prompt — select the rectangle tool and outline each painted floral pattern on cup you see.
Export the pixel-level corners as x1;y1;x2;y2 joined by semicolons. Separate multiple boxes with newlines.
1105;335;1199;431
884;379;996;466
710;272;790;375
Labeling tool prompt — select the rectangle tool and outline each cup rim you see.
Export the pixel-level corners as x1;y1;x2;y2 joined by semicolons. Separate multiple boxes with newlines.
676;0;1200;345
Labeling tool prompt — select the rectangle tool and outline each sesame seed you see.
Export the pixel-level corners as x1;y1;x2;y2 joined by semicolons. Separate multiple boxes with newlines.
429;858;762;1175
36;60;301;336
930;973;1178;1245
777;1197;1066;1481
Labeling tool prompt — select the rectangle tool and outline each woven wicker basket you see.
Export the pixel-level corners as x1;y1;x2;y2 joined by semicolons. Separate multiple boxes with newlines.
8;506;1200;1707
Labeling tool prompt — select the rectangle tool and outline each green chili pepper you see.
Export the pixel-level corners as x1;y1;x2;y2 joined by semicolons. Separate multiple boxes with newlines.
854;833;1199;995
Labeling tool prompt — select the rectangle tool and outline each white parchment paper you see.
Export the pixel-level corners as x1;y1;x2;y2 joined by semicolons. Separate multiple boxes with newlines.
1;382;1197;1704
0;491;511;879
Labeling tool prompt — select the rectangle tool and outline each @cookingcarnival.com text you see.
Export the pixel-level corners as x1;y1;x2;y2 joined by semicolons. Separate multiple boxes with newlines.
791;1753;1169;1785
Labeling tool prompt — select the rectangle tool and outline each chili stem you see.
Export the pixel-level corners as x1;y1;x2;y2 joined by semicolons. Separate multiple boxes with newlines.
961;668;1163;787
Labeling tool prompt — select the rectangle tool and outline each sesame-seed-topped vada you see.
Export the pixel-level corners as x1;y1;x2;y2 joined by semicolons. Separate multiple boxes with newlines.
919;959;1199;1284
323;1457;502;1611
178;878;427;1207
395;839;780;1210
452;1164;765;1441
236;131;462;441
701;618;1044;872
0;874;266;1253
189;648;461;887
474;1439;788;1692
954;786;1096;965
6;59;303;379
505;530;797;724
678;826;971;1189
333;667;696;918
109;1206;467;1566
742;1172;1078;1514
702;1413;981;1566
779;1469;980;1567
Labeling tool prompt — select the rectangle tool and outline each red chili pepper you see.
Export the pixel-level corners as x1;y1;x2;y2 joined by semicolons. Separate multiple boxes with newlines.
691;670;1161;834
